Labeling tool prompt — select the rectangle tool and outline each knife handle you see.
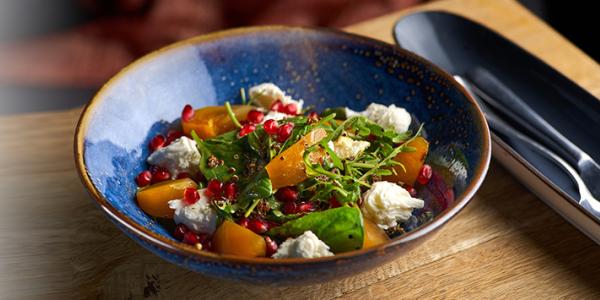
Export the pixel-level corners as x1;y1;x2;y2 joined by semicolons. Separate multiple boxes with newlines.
466;67;583;167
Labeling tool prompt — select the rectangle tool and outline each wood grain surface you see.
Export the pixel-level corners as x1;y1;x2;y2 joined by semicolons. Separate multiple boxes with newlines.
1;0;600;298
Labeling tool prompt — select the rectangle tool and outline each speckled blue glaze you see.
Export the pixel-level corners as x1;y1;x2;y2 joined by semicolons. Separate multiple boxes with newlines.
76;27;490;285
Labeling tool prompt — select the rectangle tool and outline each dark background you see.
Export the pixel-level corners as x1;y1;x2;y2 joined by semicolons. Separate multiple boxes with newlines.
0;0;597;115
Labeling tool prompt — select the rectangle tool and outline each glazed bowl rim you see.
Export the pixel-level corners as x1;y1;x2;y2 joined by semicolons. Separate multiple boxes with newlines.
74;25;491;265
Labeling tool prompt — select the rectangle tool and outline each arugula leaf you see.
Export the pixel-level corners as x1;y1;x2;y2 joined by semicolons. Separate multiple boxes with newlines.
267;207;364;253
236;173;273;211
192;131;248;182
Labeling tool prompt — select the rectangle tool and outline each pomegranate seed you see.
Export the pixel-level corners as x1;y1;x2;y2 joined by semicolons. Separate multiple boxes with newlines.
329;196;341;208
173;223;189;241
263;119;279;135
206;179;223;198
247;218;269;234
283;202;298;215
265;237;278;257
247;110;265;124
307;111;319;123
149;135;166;152
367;134;377;142
151;168;171;183
183;188;200;205
405;185;417;197
166;130;184;145
270;99;283;112
276;122;294;143
135;170;152;187
176;172;190;179
417;164;433;185
283;103;298;115
297;202;314;213
223;181;238;200
275;186;298;202
239;123;256;137
238;217;249;228
183;231;200;245
182;104;194;122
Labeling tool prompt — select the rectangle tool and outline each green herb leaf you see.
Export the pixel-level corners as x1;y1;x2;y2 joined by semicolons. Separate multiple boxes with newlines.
236;173;273;210
267;207;364;253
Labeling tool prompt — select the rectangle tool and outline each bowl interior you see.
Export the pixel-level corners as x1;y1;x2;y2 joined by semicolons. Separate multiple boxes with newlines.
79;27;488;251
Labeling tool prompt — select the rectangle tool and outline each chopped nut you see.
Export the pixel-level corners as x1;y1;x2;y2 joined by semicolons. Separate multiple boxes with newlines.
207;155;219;168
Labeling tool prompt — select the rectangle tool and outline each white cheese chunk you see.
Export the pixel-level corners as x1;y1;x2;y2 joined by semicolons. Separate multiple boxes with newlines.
332;136;370;160
147;136;200;177
361;181;424;229
248;82;304;112
262;110;293;122
272;231;334;259
362;103;412;134
345;103;412;134
168;189;218;234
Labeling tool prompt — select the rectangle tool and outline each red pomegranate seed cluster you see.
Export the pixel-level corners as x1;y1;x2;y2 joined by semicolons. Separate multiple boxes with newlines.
135;170;153;187
204;179;238;200
172;223;212;249
270;99;298;115
275;186;314;214
149;134;166;152
275;186;298;202
247;218;269;234
239;217;272;235
165;130;184;145
416;164;432;185
181;104;194;122
276;122;294;143
263;119;278;135
151;167;171;183
265;236;278;257
182;188;200;205
238;123;256;137
247;110;264;124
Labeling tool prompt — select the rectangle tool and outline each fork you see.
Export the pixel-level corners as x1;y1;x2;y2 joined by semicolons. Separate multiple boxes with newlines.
454;75;600;219
465;68;600;201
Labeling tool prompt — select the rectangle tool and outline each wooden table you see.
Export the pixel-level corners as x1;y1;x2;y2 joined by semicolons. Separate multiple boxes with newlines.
2;0;600;298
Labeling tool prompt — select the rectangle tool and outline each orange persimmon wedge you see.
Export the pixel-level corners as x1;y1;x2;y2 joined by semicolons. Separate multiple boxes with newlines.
182;105;253;139
362;218;390;249
384;136;429;185
265;128;328;189
213;220;266;257
136;178;197;218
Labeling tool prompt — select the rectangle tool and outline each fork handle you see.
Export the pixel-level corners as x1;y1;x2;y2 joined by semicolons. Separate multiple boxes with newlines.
467;67;583;167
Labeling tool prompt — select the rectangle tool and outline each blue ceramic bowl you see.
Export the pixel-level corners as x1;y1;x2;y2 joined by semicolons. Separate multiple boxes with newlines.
75;26;491;284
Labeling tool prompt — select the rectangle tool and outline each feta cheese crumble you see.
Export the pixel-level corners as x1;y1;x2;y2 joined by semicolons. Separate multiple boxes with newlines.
168;189;218;234
331;136;370;160
147;136;201;177
248;82;304;112
262;110;292;122
272;231;334;259
363;103;412;134
344;103;412;134
361;181;424;229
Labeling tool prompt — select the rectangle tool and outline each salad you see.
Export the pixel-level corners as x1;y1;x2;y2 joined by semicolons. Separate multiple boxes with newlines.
134;83;436;259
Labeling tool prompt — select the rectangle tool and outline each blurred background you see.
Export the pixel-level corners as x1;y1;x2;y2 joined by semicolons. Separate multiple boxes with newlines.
0;0;597;115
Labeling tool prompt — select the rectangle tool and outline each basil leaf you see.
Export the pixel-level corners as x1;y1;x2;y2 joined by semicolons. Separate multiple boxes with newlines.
267;207;364;253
